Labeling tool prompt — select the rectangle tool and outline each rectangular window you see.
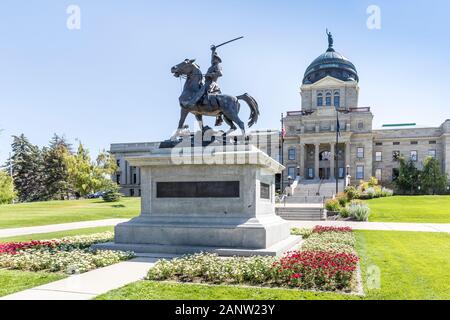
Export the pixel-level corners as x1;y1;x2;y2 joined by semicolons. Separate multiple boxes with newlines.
428;149;436;159
308;168;314;179
375;142;383;146
411;141;418;145
116;159;120;167
288;148;296;160
393;142;400;146
357;147;364;159
410;150;418;162
287;167;296;179
375;168;382;181
393;150;400;162
375;151;382;162
429;141;437;145
116;174;121;185
358;122;364;130
334;95;340;107
338;167;345;179
326;96;332;106
133;173;137;184
317;97;323;107
356;166;364;180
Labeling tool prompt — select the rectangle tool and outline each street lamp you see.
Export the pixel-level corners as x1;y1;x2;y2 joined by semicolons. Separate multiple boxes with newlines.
297;166;300;177
345;164;350;189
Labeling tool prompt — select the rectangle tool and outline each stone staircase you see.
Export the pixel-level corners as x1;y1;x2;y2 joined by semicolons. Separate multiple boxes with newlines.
276;204;325;221
276;180;344;221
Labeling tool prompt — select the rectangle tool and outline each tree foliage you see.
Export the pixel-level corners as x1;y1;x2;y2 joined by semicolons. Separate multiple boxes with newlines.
10;134;46;202
42;134;72;200
421;157;448;195
5;134;118;202
396;157;420;195
65;143;118;198
395;156;448;195
0;170;16;204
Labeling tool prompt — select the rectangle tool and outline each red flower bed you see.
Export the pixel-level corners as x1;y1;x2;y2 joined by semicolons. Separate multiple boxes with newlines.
0;240;60;255
273;250;359;291
312;226;353;234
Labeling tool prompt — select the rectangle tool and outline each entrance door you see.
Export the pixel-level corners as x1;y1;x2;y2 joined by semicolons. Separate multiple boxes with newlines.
319;168;330;180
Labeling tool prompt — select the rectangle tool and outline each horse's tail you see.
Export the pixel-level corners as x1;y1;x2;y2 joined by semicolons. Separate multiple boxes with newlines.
237;93;259;127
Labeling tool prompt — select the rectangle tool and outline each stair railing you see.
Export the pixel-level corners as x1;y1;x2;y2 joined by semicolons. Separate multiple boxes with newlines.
316;178;325;196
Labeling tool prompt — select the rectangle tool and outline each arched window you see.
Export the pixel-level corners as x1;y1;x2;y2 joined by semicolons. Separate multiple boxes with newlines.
317;93;323;107
334;91;340;107
325;92;332;106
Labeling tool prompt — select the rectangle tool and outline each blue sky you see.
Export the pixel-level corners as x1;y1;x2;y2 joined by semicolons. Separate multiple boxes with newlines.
1;0;449;163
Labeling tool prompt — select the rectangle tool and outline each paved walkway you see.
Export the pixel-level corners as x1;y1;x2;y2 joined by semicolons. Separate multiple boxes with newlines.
1;257;158;300
0;219;129;239
289;221;450;233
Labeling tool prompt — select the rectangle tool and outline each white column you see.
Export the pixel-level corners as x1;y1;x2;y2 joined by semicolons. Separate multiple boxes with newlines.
299;143;305;179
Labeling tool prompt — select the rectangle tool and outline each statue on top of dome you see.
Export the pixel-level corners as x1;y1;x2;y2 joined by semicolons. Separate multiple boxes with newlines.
326;29;334;50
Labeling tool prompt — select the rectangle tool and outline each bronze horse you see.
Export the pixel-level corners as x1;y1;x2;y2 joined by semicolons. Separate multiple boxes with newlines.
171;59;259;138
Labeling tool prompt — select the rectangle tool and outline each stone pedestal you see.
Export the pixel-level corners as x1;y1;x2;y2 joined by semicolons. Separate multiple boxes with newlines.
95;145;300;256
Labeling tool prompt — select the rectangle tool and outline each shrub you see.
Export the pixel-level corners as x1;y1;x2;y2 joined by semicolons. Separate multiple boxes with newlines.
365;187;376;199
358;180;369;192
344;186;359;200
325;199;341;212
336;192;348;207
348;201;370;221
380;187;394;197
368;176;379;187
339;206;350;218
102;183;122;202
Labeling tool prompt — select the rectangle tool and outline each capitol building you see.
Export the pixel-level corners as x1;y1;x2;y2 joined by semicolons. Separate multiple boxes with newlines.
111;35;450;197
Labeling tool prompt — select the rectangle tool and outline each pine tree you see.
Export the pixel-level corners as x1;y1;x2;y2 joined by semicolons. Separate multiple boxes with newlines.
10;134;46;202
42;134;72;200
396;157;420;194
421;157;448;195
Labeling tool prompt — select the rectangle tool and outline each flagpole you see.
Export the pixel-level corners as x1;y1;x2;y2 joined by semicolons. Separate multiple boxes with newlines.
335;110;339;195
281;113;284;192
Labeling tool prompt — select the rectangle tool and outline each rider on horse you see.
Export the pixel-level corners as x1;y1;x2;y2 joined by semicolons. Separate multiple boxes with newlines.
183;46;224;126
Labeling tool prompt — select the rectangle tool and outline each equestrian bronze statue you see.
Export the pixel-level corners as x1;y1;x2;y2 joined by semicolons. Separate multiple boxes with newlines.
170;37;259;139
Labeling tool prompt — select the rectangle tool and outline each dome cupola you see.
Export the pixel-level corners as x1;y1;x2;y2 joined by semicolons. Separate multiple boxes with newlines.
303;31;358;84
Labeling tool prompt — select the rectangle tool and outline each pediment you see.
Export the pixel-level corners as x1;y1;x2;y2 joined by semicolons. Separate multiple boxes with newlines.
311;76;345;87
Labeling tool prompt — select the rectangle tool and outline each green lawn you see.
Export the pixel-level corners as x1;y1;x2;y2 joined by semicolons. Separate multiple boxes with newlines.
96;281;355;300
96;230;450;300
0;226;114;243
356;230;450;299
366;195;450;223
0;198;140;229
0;270;66;297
